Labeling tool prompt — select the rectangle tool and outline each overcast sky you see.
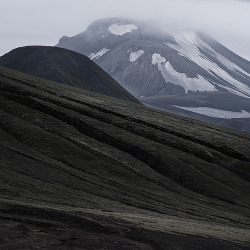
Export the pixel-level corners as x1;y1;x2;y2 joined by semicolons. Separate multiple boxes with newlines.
1;0;250;60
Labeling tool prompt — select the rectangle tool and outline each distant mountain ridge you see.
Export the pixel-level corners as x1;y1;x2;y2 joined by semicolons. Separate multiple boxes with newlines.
0;46;140;104
56;17;250;133
56;17;250;98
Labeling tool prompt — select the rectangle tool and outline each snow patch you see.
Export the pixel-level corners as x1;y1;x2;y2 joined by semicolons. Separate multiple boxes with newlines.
152;53;216;93
152;53;166;65
166;31;250;98
174;106;250;119
108;23;137;36
89;48;110;60
129;50;144;62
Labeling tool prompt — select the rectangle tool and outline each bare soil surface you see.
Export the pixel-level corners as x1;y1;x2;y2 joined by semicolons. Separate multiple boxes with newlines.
0;67;250;249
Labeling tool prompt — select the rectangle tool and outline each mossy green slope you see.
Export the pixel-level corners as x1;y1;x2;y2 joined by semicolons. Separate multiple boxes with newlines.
0;66;250;249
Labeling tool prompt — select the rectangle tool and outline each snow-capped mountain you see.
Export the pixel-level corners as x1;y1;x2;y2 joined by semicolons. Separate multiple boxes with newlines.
56;18;250;132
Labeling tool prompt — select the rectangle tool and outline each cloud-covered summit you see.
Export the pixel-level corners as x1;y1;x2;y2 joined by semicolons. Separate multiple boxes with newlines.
1;0;250;60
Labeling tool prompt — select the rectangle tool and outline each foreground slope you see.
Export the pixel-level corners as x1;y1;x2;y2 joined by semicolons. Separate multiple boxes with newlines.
0;66;250;249
56;17;250;133
0;46;140;104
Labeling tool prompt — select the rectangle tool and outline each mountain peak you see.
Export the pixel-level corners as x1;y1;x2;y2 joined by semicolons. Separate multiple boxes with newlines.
56;18;250;132
57;18;250;98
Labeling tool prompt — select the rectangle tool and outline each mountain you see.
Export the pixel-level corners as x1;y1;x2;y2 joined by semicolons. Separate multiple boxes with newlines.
0;46;140;104
1;66;250;249
56;17;250;133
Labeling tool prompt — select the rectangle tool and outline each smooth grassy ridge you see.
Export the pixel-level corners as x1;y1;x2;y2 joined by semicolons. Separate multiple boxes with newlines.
0;66;250;249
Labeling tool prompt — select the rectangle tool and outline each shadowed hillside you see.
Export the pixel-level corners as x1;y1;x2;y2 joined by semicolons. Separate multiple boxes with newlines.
0;46;140;104
0;66;250;249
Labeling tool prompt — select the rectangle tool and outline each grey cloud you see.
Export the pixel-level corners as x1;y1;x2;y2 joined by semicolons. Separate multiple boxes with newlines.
0;0;249;60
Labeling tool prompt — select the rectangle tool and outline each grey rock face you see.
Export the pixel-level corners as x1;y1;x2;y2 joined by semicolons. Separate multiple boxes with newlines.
56;17;250;133
56;18;250;97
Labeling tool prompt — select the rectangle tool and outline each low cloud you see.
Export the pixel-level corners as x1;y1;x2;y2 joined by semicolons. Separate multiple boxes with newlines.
1;0;250;60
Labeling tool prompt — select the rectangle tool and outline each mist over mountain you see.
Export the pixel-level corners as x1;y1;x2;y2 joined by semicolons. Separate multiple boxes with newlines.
56;17;250;133
2;0;250;61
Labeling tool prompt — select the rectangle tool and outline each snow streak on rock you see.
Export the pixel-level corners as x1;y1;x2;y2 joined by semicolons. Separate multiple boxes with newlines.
152;53;216;93
89;48;110;60
108;24;137;36
174;106;250;119
129;50;144;62
167;31;250;98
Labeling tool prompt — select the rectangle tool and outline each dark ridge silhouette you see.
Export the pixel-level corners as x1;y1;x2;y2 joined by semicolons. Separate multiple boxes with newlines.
0;66;250;249
0;46;140;104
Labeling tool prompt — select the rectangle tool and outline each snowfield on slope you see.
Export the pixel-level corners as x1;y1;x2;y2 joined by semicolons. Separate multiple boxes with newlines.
129;50;144;62
108;24;137;36
89;48;110;60
174;106;250;119
152;53;217;93
166;31;250;98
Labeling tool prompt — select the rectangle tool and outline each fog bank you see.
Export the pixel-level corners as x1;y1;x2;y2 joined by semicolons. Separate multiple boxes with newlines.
1;0;249;60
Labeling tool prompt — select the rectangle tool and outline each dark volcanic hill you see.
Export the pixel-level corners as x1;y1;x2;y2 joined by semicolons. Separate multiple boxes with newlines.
56;17;250;133
1;66;250;249
0;46;140;104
